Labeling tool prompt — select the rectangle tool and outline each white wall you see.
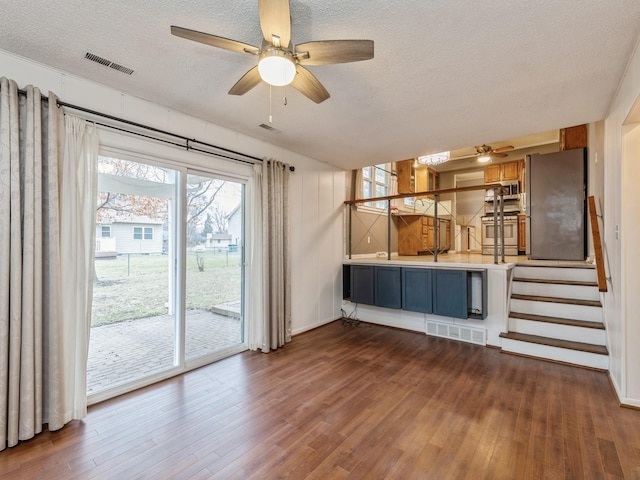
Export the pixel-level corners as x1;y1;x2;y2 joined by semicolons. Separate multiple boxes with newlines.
603;36;640;407
0;48;346;337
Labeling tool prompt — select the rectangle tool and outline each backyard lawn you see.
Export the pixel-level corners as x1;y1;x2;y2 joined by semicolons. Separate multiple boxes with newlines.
92;250;242;326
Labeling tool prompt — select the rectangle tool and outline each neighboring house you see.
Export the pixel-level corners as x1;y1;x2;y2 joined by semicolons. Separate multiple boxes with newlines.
205;232;232;249
96;218;164;255
226;204;242;247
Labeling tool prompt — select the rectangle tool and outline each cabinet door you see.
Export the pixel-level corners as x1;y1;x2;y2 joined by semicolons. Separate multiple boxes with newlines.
375;267;402;309
501;161;520;181
518;215;526;252
415;167;428;195
484;164;501;183
402;268;432;313
428;169;439;191
433;269;468;318
396;159;414;194
351;265;375;305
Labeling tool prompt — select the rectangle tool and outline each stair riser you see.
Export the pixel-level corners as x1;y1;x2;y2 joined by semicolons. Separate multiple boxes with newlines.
510;298;602;322
512;282;600;302
501;338;609;370
513;266;596;283
508;318;606;345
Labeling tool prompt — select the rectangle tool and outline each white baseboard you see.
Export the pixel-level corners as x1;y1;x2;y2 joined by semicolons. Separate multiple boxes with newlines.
292;317;338;336
609;372;640;408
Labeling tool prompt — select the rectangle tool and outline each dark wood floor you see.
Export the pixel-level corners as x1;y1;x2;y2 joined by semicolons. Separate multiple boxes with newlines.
2;320;640;479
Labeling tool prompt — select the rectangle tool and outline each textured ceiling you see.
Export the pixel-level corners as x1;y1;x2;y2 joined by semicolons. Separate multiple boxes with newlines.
1;0;639;170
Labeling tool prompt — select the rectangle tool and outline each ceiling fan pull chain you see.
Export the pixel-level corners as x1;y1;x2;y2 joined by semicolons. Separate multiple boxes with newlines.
283;86;288;106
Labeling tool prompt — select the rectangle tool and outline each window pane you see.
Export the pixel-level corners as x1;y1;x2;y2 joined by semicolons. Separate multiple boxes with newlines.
144;227;153;240
376;184;387;198
363;180;372;199
185;173;244;360
375;164;387;183
89;156;177;395
101;226;110;238
362;166;371;179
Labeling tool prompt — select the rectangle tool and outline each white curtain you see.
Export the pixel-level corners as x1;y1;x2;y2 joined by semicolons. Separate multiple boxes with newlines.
59;115;99;421
0;78;98;451
354;168;364;199
249;160;291;353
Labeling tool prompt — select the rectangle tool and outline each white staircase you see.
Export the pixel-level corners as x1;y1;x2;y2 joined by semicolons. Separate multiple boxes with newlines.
500;263;608;370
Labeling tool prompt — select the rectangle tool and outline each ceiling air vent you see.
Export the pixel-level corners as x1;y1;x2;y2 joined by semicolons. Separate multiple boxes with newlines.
258;123;278;132
84;52;134;75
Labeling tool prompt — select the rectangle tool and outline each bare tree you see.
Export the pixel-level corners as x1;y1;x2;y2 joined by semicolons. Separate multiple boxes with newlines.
210;205;229;233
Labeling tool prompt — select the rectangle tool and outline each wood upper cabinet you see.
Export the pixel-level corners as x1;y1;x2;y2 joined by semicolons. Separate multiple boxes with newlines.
396;159;414;194
484;164;501;183
501;161;520;181
395;160;438;196
415;167;438;196
484;160;523;184
560;124;588;150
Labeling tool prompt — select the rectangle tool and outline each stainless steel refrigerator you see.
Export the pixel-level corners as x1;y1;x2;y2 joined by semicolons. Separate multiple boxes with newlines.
525;148;587;260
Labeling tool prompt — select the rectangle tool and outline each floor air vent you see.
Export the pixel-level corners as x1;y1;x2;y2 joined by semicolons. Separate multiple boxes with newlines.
426;320;486;346
85;52;134;75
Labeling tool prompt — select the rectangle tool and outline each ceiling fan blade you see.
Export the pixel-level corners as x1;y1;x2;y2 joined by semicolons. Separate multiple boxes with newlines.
449;153;479;161
171;26;260;55
492;145;514;153
228;66;262;96
491;152;509;158
296;40;375;66
259;0;291;47
291;65;330;103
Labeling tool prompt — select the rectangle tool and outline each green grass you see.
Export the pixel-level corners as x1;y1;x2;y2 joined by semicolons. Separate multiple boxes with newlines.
92;251;242;326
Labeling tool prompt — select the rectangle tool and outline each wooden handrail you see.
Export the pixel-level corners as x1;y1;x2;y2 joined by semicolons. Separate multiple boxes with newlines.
588;196;607;292
344;183;506;205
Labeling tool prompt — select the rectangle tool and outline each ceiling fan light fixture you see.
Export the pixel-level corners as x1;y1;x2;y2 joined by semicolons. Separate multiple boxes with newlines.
478;155;491;163
417;151;450;167
258;49;296;87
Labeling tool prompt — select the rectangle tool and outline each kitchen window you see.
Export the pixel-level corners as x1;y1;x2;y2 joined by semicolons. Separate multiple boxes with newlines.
362;164;390;209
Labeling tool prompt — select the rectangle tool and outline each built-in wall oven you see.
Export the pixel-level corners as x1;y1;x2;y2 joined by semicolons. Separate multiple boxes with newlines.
481;215;518;256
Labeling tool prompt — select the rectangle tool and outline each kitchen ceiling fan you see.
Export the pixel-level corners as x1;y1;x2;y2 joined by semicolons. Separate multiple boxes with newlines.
170;0;374;104
451;144;515;162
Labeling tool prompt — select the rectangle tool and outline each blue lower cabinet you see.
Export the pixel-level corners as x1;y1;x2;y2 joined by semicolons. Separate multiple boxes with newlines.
350;265;375;305
346;264;486;320
433;269;468;319
375;266;402;309
402;268;433;313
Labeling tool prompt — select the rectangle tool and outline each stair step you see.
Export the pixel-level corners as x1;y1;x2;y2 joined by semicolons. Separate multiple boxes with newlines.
513;264;597;283
513;277;598;287
510;293;601;308
515;262;595;268
509;312;604;330
499;332;608;355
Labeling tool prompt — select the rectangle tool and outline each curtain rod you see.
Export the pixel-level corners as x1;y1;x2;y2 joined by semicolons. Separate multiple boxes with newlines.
16;88;295;172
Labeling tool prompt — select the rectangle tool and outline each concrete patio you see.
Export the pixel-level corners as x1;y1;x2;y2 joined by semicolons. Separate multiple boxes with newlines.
87;308;242;394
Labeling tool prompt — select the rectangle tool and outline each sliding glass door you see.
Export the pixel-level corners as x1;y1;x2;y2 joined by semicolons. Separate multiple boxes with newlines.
184;172;244;361
88;156;246;398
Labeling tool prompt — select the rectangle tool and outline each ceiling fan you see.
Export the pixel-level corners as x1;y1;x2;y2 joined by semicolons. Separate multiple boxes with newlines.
170;0;374;104
451;144;515;162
